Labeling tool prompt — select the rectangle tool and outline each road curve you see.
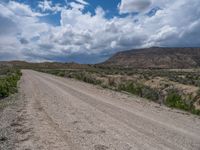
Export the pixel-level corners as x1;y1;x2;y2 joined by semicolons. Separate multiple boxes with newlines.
16;70;200;150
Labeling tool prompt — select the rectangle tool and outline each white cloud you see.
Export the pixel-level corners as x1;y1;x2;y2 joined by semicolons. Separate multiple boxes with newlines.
75;0;89;6
8;1;43;17
38;0;63;13
69;2;85;10
119;0;151;14
0;1;51;60
38;0;53;12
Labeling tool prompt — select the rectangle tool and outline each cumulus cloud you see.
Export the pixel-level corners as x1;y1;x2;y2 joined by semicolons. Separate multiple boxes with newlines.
68;2;85;10
119;0;151;14
0;1;51;60
38;0;63;13
0;0;200;63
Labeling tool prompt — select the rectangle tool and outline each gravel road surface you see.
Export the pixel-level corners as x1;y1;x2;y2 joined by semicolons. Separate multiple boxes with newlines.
1;70;200;150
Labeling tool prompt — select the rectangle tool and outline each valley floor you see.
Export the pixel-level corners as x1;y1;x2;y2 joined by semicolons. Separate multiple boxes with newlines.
1;70;200;150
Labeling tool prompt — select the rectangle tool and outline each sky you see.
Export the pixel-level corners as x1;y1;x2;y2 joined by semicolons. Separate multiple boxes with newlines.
0;0;200;64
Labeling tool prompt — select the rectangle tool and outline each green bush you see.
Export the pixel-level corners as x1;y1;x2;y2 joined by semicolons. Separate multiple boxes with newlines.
191;109;200;115
0;79;9;98
78;73;102;85
0;69;22;99
118;82;159;101
142;86;159;101
57;71;65;77
118;82;143;96
165;90;190;111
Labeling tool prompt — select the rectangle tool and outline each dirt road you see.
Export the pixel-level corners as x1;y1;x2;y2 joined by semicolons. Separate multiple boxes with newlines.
4;70;200;150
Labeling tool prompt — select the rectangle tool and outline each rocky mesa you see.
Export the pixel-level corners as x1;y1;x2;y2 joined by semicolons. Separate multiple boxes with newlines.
103;47;200;69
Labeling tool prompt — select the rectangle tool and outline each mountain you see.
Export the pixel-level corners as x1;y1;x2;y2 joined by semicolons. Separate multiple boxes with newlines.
103;47;200;69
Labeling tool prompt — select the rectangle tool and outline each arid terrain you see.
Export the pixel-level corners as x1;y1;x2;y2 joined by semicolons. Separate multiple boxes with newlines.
1;0;200;149
1;70;200;150
103;47;200;69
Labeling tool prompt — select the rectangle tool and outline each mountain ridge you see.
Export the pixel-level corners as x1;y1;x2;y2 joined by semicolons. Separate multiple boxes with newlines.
103;47;200;69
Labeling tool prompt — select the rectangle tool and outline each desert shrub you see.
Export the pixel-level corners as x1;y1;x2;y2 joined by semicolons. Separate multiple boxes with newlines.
142;87;159;101
196;89;200;98
165;89;190;111
118;82;143;96
108;77;115;87
57;71;65;77
118;82;159;101
196;80;200;87
163;88;200;115
51;70;64;76
0;69;22;99
0;79;10;98
83;75;102;85
63;71;102;85
0;68;13;76
191;109;200;115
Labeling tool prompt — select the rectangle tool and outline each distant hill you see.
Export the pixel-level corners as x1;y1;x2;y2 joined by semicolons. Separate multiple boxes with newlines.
0;61;90;69
102;47;200;69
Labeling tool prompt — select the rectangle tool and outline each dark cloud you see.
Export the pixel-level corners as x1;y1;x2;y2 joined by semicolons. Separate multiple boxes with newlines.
0;15;17;35
19;38;29;44
39;43;55;50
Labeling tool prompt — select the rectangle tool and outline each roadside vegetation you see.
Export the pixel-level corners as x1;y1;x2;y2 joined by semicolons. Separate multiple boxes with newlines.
38;67;200;116
0;67;22;99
